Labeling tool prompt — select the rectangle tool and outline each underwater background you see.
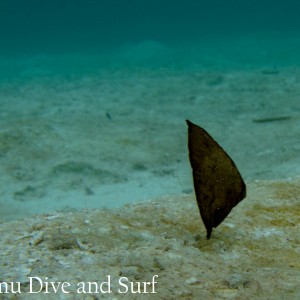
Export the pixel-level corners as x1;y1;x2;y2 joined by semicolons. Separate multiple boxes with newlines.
1;0;300;76
0;0;300;220
1;3;299;298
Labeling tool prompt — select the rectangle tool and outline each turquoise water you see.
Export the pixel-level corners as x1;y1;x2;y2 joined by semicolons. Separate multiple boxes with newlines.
1;0;300;78
1;0;300;53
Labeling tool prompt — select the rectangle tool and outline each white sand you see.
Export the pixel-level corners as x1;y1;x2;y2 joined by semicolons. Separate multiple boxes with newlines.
0;179;299;299
1;57;300;221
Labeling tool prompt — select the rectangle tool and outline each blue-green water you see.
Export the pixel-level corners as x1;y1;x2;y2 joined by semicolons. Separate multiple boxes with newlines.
1;0;300;78
1;0;300;53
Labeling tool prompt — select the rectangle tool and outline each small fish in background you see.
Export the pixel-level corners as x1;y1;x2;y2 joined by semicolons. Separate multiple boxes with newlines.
252;115;291;123
106;112;112;120
186;120;246;239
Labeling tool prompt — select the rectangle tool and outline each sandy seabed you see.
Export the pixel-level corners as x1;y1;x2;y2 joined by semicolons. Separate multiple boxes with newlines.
0;179;299;299
0;66;300;221
0;62;300;299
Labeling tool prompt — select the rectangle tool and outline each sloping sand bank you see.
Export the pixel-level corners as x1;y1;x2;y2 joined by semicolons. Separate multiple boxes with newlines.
1;179;299;299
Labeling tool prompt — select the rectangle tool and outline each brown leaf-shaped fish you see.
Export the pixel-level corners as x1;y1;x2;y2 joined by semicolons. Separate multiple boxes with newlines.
186;120;246;239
